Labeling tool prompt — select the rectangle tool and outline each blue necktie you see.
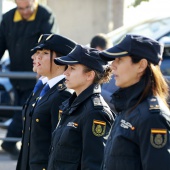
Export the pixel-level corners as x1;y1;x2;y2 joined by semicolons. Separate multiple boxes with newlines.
38;84;50;102
33;80;43;95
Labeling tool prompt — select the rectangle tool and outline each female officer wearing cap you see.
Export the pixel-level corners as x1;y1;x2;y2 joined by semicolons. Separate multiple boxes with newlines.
16;34;76;170
47;44;114;170
99;34;170;170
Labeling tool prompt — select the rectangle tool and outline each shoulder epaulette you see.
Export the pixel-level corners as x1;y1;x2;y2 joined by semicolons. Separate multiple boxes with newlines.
148;96;160;113
92;95;103;108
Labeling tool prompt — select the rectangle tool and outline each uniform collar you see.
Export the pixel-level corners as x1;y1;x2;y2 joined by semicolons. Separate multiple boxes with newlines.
48;75;65;89
112;77;147;112
13;4;38;22
39;76;48;85
61;84;101;114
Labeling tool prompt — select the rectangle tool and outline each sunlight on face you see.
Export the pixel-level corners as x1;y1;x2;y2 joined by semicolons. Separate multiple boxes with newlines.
31;52;38;72
111;56;141;88
36;49;55;78
64;64;91;95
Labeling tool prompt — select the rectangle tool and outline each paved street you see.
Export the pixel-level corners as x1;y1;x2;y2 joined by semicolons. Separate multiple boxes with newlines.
0;128;18;170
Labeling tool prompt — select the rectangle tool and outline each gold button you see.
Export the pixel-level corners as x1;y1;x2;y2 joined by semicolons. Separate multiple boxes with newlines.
42;168;46;170
36;119;39;122
28;143;29;146
29;127;30;131
22;130;23;134
23;117;25;121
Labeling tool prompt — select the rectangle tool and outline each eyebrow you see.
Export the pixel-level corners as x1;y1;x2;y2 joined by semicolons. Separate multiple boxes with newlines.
68;64;76;67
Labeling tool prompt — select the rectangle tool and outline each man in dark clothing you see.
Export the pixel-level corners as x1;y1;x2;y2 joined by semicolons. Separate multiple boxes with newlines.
0;0;57;159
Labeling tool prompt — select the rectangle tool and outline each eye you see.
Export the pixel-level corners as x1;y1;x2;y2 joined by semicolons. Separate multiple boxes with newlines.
42;50;50;55
116;58;122;63
70;66;75;70
36;51;40;54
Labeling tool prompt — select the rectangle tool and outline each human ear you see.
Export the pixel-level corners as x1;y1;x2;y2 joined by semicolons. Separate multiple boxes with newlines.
138;59;148;73
86;70;95;81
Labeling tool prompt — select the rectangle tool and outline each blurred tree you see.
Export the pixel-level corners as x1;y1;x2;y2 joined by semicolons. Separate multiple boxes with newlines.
132;0;150;7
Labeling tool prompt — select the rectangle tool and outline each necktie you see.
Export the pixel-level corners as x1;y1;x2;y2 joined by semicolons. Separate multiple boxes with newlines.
33;80;43;95
38;84;50;102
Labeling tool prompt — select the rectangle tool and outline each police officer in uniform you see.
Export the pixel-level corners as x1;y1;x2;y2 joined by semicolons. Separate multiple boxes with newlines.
16;34;77;170
47;45;114;170
100;34;170;170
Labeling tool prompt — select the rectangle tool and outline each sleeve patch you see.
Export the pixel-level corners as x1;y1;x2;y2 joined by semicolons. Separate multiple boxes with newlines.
150;129;167;148
92;120;106;137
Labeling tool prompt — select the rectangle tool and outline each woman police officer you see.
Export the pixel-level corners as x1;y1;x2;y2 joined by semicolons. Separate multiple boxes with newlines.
99;34;170;170
16;34;76;170
47;44;114;170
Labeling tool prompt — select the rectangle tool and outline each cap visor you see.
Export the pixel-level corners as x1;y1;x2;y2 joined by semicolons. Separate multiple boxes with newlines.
100;46;129;61
31;44;45;52
54;55;79;65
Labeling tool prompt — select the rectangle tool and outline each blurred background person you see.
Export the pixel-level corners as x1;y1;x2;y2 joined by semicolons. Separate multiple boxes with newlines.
0;0;57;159
90;33;118;111
90;33;112;51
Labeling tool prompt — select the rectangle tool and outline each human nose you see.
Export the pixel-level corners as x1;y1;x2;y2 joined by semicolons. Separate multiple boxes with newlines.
37;53;42;60
111;60;117;71
63;67;69;76
31;54;36;60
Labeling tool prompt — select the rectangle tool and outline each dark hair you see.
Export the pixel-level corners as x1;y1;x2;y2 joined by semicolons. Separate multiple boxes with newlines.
90;33;111;50
83;65;112;84
49;51;63;72
130;55;169;109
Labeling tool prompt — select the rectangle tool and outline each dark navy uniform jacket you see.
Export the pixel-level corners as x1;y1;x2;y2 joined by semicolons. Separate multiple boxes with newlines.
47;84;114;170
16;78;72;170
102;78;170;170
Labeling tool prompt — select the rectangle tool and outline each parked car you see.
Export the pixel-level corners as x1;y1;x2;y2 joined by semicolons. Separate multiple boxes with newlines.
107;15;170;45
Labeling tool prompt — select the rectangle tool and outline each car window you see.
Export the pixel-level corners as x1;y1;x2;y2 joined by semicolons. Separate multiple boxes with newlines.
109;17;170;45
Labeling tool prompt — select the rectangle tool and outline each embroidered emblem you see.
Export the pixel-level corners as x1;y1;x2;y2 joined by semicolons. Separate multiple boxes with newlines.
150;129;167;148
92;120;106;136
120;119;135;130
58;83;66;90
67;122;78;128
58;110;63;120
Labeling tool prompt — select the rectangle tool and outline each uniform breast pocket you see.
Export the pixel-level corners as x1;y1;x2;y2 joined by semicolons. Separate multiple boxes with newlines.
110;127;137;156
58;126;81;146
54;127;82;164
